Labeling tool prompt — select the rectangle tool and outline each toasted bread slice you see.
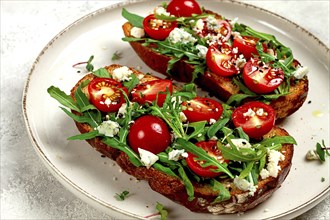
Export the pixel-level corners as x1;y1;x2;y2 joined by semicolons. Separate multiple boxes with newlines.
69;64;294;214
122;21;308;120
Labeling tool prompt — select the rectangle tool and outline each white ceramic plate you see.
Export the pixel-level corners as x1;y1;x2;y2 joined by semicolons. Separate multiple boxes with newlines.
23;0;329;219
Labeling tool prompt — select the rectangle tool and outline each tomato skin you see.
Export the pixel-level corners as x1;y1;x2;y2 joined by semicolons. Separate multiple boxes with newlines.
243;59;284;94
167;0;202;17
131;79;173;107
128;115;172;154
232;101;275;139
233;35;260;59
88;78;128;113
206;45;238;77
197;19;232;45
182;97;223;123
143;14;177;40
186;140;228;178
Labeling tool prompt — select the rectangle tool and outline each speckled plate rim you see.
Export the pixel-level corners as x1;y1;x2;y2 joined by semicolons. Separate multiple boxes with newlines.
22;0;329;219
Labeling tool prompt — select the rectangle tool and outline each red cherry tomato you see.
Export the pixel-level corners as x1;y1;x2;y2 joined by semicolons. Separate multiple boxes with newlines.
128;115;172;154
167;0;202;17
88;78;128;113
182;97;223;123
143;14;177;40
232;101;275;139
196;19;232;45
233;35;260;59
186;140;228;178
131;79;173;107
206;45;238;77
243;59;284;94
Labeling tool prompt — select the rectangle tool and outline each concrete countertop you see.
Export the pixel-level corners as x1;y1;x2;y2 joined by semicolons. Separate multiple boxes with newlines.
1;0;329;219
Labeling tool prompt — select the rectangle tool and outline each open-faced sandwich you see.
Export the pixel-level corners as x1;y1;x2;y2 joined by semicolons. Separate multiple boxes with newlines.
48;64;296;215
121;0;309;120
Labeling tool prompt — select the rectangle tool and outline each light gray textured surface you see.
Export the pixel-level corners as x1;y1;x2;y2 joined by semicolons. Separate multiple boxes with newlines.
1;0;329;219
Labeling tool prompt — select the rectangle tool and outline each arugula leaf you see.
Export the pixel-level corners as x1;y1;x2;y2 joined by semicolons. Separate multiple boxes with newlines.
93;67;111;78
153;162;178;178
122;74;140;92
67;130;100;140
47;86;80;112
186;121;207;140
177;165;195;201
74;84;101;128
316;140;329;162
239;162;254;179
102;137;142;167
210;179;231;204
207;118;230;139
122;8;144;28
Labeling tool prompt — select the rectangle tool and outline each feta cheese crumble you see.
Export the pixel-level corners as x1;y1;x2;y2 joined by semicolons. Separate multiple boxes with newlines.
112;66;133;82
230;139;252;149
154;6;170;16
233;176;257;196
96;120;120;137
305;149;320;160
168;28;197;44
260;149;285;179
130;27;145;38
138;148;159;169
293;66;309;79
168;149;188;161
196;44;208;58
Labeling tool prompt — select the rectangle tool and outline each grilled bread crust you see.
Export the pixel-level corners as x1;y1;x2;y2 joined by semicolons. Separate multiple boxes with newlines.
70;65;294;214
122;21;309;120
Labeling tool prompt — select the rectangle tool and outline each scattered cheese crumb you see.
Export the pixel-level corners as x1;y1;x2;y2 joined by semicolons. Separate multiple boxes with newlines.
168;149;188;161
138;148;159;169
130;27;145;38
96;120;120;137
112;66;133;82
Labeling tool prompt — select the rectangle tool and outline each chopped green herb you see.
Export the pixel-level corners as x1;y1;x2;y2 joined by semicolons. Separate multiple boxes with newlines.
115;190;129;201
111;51;122;61
156;202;168;220
321;177;325;182
86;55;94;72
316;139;329;162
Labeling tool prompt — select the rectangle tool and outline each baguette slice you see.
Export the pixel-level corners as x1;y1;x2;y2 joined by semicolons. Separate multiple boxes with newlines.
122;21;309;120
70;64;294;214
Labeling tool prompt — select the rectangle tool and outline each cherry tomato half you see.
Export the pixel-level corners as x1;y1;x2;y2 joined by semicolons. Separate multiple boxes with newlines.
196;19;232;46
128;115;172;154
131;79;173;107
167;0;202;17
243;59;284;94
233;35;261;59
143;14;177;40
182;97;223;123
206;45;238;77
88;78;128;113
186;140;228;178
232;101;275;139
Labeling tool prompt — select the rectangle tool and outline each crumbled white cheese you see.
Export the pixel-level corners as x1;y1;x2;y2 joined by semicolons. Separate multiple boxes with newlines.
96;120;120;137
116;103;129;119
194;18;205;31
230;139;252;149
260;149;285;179
233;176;257;196
305;149;320;160
293;66;309;79
130;27;145;38
154;6;170;16
235;54;246;69
138;148;159;169
209;118;217;125
112;66;133;82
256;108;264;116
179;112;187;123
243;108;256;117
168;149;188;161
196;44;208;58
168;28;197;44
